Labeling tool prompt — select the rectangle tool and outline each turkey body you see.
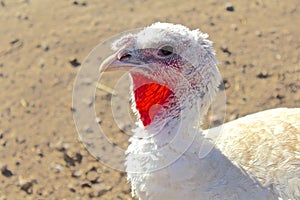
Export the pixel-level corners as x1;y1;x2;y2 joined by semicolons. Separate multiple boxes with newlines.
126;108;300;200
100;22;300;200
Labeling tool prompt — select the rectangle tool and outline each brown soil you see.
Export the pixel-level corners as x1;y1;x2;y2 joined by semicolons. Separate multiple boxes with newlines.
0;0;299;199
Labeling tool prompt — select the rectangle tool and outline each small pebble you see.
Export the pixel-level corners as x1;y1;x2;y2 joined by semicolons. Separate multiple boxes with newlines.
16;13;29;20
224;60;231;65
95;117;102;124
256;70;270;79
36;42;50;51
229;113;239;121
255;30;262;37
222;78;231;90
276;94;285;100
275;54;281;60
225;2;234;12
81;182;92;188
90;184;112;197
10;39;19;45
220;45;232;56
68;183;77;193
1;165;13;178
75;153;83;163
230;24;238;31
20;182;33;194
72;170;83;178
86;170;99;183
20;98;29;107
69;187;76;193
71;107;76;113
73;1;87;6
69;58;81;67
63;153;76;166
50;163;63;173
121;187;131;194
38;58;45;68
50;141;69;152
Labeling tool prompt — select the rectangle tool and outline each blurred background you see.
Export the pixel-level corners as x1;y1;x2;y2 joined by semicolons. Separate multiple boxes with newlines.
0;0;299;199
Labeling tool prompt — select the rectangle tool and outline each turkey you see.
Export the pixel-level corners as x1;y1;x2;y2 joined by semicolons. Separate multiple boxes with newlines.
100;22;300;200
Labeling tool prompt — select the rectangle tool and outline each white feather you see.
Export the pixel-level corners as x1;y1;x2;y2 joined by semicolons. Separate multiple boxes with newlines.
109;22;300;200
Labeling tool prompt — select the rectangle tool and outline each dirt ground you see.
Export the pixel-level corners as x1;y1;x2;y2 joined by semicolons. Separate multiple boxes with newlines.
0;0;299;199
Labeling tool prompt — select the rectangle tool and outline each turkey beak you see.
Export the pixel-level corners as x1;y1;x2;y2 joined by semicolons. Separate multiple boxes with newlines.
100;48;145;72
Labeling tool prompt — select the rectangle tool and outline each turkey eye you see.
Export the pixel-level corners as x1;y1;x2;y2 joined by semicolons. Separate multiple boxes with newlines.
157;45;174;57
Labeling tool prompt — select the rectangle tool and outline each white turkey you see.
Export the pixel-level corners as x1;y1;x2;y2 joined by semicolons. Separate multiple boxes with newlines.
100;22;300;200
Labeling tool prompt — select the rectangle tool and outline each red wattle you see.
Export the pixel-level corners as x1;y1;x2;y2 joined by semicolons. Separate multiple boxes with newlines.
131;74;174;126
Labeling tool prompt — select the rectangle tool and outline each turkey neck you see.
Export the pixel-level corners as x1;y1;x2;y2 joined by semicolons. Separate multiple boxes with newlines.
127;74;276;199
129;71;209;148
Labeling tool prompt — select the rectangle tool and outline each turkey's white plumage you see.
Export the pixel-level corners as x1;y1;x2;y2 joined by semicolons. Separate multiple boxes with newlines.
206;108;300;199
100;22;300;200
